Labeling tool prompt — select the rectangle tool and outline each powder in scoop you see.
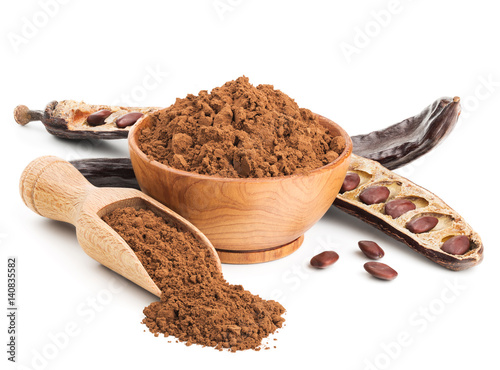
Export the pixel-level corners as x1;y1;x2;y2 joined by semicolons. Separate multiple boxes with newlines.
138;76;345;178
103;207;285;351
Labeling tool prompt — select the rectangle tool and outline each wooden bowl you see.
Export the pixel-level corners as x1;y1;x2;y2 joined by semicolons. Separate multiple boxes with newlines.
128;114;352;264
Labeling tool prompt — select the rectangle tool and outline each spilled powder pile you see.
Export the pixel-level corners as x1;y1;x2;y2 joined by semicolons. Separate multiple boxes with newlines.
103;207;285;351
138;76;345;178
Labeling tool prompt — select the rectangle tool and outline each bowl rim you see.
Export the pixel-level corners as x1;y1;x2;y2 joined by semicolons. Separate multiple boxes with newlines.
128;111;353;183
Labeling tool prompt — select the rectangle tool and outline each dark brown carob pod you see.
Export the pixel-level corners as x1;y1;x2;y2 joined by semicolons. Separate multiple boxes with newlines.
66;96;463;188
70;155;484;270
15;96;460;159
69;158;140;189
14;100;159;140
351;97;461;170
334;154;483;271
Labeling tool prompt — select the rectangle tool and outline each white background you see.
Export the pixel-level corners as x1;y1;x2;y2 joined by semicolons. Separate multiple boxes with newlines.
1;1;498;369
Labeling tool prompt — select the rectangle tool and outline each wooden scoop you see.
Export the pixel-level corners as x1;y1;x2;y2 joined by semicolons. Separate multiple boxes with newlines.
19;156;222;297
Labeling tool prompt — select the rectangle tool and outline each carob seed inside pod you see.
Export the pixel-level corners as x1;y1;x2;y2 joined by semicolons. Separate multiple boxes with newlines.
441;235;470;255
385;198;416;219
116;112;144;128
359;186;390;205
341;172;361;192
87;109;112;126
406;216;439;234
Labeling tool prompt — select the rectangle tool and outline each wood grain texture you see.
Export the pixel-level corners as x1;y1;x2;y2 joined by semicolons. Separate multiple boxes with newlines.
19;156;221;297
129;113;352;263
217;236;304;264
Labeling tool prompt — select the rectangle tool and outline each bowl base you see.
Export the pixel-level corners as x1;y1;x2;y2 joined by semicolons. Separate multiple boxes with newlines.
216;235;304;264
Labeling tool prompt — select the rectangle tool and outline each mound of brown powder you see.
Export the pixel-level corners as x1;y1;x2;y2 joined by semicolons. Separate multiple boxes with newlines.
103;207;285;351
138;76;345;178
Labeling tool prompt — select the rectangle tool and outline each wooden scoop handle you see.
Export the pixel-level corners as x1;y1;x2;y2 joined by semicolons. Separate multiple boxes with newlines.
20;156;92;225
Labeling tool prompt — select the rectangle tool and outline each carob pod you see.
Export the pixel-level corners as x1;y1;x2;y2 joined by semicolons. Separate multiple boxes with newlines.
66;95;461;188
334;154;483;271
70;158;140;189
14;96;459;159
14;100;159;140
351;96;461;170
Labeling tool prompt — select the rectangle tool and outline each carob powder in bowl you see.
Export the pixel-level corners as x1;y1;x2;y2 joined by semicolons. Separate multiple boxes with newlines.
138;76;345;178
103;207;285;351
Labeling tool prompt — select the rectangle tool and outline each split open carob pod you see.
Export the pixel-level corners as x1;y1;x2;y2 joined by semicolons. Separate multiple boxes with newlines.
14;100;160;139
334;154;483;270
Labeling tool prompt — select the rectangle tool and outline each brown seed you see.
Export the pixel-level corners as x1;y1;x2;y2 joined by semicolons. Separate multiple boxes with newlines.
341;172;360;192
116;112;144;128
358;240;385;259
441;235;470;255
406;216;439;234
87;109;112;126
359;186;390;205
310;251;339;268
364;262;398;280
385;198;416;219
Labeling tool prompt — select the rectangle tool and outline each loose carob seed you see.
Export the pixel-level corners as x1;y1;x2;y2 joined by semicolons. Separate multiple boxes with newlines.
358;241;384;259
310;251;339;268
364;262;398;281
138;76;346;178
103;207;285;352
